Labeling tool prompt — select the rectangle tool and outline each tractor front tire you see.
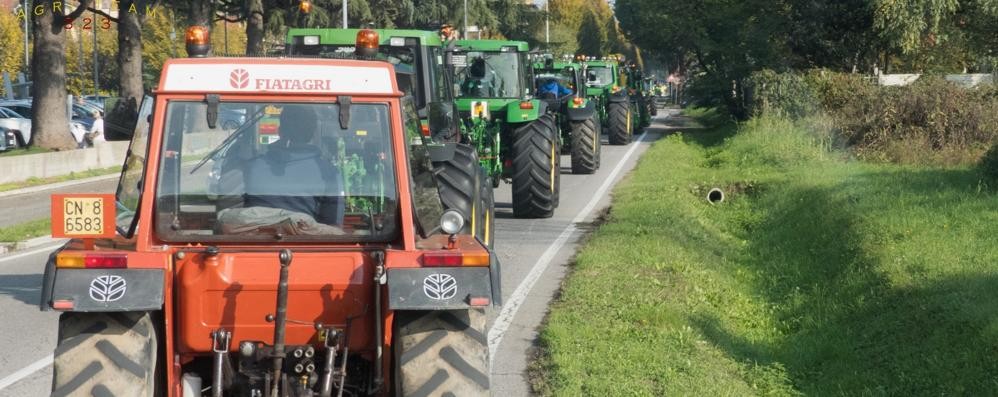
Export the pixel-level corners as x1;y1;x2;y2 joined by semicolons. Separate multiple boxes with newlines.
570;116;600;174
511;116;559;218
607;101;632;145
395;310;490;397
433;143;483;237
51;312;159;397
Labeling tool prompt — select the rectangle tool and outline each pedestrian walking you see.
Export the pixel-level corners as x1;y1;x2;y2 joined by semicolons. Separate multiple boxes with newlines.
88;110;105;146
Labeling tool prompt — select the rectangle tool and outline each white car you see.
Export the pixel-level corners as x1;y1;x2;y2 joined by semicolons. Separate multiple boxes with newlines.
0;101;92;147
0;106;31;147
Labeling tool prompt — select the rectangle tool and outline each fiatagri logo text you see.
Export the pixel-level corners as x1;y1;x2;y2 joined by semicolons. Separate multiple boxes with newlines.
228;69;333;91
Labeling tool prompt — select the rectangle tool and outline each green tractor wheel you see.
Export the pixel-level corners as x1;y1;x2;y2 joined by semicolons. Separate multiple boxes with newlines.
569;115;601;174
607;101;632;145
639;95;652;128
433;143;485;239
511;115;560;218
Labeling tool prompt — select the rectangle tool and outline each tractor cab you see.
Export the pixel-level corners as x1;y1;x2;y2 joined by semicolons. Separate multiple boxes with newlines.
532;56;588;109
286;28;460;142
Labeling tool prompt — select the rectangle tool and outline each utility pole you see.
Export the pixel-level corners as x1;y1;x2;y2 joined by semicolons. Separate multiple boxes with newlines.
342;0;347;28
464;0;468;38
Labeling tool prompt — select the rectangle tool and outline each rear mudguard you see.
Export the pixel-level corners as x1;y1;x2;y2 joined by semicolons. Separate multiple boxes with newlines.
387;252;502;310
566;101;596;121
426;142;458;163
40;245;165;312
505;99;547;123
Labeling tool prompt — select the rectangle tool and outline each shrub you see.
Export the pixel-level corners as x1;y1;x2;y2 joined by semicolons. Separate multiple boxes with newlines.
746;70;998;166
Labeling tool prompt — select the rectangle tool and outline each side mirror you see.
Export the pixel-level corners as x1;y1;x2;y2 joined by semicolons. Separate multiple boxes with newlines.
104;96;152;141
426;101;457;140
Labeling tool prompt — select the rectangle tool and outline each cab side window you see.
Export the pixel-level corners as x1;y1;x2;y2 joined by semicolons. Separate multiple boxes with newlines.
402;96;443;238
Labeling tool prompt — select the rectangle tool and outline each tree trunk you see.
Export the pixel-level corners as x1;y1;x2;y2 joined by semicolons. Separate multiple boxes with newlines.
98;0;146;141
246;0;264;56
30;0;79;150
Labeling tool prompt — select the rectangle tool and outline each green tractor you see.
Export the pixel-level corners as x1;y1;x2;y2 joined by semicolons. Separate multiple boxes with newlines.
582;57;634;145
450;39;561;218
286;28;495;246
622;62;653;130
531;55;602;174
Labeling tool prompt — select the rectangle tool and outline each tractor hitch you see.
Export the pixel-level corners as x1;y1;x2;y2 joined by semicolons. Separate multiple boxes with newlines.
270;249;294;396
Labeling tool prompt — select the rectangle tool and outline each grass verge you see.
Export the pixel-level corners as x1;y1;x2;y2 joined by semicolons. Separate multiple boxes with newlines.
529;109;998;395
0;218;52;242
0;146;52;157
0;166;120;193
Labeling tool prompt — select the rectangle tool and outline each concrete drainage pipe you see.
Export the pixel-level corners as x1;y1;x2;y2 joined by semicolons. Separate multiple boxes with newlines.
707;188;724;204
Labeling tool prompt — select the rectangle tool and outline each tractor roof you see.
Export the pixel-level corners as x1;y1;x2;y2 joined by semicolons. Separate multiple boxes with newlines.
586;60;617;68
156;57;400;96
454;39;529;52
287;28;443;47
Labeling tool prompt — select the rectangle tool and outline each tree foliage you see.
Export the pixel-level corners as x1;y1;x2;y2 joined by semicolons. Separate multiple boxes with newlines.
0;10;25;96
616;0;998;116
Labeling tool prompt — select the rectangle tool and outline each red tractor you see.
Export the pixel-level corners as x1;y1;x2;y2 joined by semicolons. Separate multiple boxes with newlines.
40;27;498;397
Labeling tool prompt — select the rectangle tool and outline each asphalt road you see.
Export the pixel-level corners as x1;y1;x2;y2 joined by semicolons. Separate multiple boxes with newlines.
0;176;119;228
0;109;674;395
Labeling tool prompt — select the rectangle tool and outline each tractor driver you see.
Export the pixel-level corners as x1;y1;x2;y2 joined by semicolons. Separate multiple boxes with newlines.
461;57;499;97
536;77;573;99
241;105;346;229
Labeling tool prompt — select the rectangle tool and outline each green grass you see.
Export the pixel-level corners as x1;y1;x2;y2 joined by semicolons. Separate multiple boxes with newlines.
529;109;998;395
0;166;121;193
0;146;53;157
0;218;52;242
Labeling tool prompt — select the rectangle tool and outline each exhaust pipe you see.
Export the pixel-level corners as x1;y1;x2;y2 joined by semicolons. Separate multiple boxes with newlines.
707;188;724;204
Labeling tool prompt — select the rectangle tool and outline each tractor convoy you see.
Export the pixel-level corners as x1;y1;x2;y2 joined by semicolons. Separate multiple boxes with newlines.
38;25;654;397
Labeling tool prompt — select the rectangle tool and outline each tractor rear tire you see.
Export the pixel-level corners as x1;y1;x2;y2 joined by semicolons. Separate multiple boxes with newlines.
51;312;159;397
395;309;490;397
434;143;483;237
570;116;600;174
511;116;559;218
607;101;632;145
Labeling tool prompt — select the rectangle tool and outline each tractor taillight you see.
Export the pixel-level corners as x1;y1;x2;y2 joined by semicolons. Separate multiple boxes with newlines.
420;123;431;136
519;101;533;110
57;252;127;269
572;98;584;106
421;251;490;267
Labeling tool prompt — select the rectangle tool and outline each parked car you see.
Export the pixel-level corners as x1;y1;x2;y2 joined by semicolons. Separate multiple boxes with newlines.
220;108;247;130
0;106;31;147
0;100;94;147
0;127;16;151
83;95;110;108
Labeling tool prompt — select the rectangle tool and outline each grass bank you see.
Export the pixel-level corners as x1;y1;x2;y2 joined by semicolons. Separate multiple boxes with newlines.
530;109;998;395
0;218;52;242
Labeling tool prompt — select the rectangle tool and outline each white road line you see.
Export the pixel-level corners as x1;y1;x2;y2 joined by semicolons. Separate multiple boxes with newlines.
0;243;62;264
0;354;52;391
488;130;651;364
